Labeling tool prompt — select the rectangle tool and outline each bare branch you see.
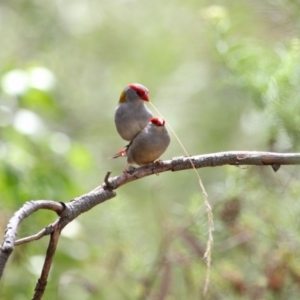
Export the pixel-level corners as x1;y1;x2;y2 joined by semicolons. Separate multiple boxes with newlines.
1;151;300;298
0;200;64;279
32;221;61;300
107;151;300;189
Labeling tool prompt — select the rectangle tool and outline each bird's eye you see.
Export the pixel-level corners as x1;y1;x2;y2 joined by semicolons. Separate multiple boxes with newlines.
136;90;144;97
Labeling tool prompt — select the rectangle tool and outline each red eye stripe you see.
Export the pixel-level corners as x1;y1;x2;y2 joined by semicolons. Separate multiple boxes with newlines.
129;83;149;101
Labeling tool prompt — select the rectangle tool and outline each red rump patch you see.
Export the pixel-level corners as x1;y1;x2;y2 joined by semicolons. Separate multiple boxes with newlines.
118;149;126;156
110;148;127;159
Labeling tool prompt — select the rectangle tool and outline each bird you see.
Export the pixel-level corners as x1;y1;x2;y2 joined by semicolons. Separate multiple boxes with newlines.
112;117;170;170
114;83;153;141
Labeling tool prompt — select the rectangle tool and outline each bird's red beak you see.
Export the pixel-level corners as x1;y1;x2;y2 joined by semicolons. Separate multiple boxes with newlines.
141;91;149;102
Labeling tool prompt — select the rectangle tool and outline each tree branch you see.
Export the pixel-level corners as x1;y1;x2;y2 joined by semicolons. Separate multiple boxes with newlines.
1;151;300;298
0;200;63;279
106;151;300;189
32;220;61;300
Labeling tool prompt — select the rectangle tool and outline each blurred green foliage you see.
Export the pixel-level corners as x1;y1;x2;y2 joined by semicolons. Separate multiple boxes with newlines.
1;0;300;299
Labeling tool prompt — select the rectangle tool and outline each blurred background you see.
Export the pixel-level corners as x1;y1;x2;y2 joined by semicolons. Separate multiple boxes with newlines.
1;0;300;299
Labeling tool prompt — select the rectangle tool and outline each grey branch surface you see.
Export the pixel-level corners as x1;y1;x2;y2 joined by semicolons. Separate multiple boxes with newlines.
1;151;300;298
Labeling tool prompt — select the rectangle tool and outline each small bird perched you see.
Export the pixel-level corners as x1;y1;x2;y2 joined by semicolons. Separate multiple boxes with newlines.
112;117;170;169
115;83;153;141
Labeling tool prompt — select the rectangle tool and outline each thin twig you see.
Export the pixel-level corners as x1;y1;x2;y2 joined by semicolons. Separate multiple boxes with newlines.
15;224;55;245
104;170;113;189
32;221;62;300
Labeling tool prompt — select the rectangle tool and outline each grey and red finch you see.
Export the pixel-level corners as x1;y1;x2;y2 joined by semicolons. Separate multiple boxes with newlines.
115;83;153;141
112;117;170;169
